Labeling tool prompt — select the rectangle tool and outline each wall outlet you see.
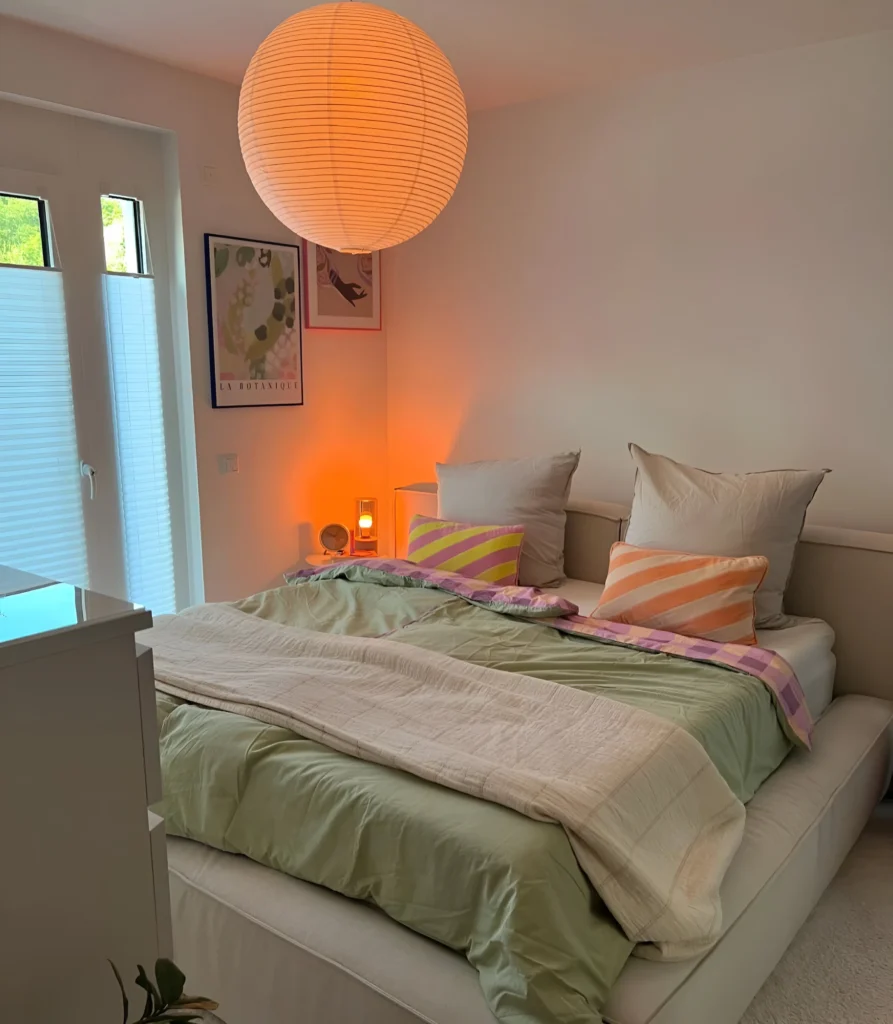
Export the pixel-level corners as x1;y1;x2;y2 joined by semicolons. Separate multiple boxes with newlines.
217;453;239;474
201;164;218;185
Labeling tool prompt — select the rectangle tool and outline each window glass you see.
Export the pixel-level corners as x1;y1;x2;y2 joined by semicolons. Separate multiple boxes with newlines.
101;195;143;274
101;197;175;612
0;193;49;267
0;265;88;587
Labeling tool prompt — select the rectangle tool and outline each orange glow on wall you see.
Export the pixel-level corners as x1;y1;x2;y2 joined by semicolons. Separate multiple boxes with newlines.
238;2;468;254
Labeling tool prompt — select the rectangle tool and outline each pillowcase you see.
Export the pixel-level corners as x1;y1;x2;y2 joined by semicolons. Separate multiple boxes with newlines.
624;445;827;628
436;451;580;588
595;542;769;645
407;515;525;586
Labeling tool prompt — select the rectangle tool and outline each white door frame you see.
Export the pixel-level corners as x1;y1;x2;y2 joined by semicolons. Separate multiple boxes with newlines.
0;109;199;608
0;164;125;597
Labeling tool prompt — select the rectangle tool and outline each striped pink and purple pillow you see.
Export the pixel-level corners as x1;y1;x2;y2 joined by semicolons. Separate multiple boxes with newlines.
406;515;525;586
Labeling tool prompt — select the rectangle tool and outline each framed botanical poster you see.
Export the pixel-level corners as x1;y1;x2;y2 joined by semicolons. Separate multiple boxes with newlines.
303;240;381;330
205;233;304;408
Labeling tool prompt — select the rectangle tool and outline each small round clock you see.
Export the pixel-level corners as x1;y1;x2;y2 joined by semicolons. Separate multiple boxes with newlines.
319;522;350;555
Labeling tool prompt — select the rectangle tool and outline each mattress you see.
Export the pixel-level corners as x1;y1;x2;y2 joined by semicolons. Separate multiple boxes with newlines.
555;579;836;720
167;694;893;1024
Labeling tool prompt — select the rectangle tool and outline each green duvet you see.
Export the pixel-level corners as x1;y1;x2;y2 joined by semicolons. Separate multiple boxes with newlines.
156;578;792;1024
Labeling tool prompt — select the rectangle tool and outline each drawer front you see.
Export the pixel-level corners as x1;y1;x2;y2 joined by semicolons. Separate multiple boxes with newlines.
136;644;163;806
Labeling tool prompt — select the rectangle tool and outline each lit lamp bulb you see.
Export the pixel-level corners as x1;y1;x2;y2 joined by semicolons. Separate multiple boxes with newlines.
353;498;378;555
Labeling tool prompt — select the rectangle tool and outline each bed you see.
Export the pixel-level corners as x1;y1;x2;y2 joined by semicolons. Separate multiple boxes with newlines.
156;501;893;1024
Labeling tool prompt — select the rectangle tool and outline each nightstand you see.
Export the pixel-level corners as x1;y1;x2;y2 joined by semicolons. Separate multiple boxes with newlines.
305;553;362;568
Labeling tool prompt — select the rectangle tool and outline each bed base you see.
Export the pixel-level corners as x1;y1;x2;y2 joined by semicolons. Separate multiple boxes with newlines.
168;695;891;1024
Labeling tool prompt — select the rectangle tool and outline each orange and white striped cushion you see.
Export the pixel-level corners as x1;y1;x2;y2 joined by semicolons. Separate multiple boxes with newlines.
595;542;769;645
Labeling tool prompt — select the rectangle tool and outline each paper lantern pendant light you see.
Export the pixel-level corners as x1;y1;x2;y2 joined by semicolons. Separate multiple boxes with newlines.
238;2;468;254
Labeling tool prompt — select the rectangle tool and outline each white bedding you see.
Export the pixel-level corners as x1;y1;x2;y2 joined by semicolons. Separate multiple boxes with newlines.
554;579;836;720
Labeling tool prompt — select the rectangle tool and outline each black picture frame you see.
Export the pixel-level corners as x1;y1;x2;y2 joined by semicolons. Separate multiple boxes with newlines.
204;233;304;409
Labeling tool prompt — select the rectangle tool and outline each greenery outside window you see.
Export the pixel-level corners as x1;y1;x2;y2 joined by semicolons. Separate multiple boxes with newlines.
0;192;51;268
101;194;146;274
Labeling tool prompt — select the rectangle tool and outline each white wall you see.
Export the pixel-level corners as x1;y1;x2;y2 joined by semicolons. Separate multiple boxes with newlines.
386;31;893;533
4;20;891;589
0;16;389;601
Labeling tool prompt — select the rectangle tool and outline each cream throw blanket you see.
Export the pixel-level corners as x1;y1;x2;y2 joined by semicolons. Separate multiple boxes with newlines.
146;603;745;958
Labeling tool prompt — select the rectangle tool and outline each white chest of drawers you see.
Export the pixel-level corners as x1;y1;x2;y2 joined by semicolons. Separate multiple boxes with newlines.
0;566;172;1022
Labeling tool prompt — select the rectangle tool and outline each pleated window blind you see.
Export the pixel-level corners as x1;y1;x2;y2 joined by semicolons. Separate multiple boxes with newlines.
0;266;89;586
102;271;176;614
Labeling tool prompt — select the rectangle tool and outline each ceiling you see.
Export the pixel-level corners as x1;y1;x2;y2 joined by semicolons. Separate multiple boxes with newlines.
3;0;893;110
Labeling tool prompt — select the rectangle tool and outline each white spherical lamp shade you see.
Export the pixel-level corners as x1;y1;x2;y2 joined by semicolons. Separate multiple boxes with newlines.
238;2;468;254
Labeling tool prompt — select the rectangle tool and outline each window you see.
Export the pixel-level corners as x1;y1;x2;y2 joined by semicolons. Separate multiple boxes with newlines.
101;194;145;274
0;192;51;268
101;195;177;614
0;192;88;585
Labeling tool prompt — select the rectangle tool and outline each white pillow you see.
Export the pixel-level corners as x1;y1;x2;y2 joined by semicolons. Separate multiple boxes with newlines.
436;451;581;588
624;445;828;628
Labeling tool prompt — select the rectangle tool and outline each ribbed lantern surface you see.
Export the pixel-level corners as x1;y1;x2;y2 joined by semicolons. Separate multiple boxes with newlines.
239;2;468;253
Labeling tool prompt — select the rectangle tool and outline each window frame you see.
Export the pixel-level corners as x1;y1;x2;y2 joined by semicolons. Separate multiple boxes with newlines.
101;193;148;276
0;190;52;269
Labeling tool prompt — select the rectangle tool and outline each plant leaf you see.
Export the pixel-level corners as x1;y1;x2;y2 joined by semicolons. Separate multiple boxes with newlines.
144;1015;202;1023
175;996;219;1011
108;961;129;1024
135;963;162;1017
155;958;186;1006
214;246;229;278
245;325;280;363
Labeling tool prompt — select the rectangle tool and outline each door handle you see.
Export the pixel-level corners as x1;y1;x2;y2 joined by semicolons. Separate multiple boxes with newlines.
80;461;96;500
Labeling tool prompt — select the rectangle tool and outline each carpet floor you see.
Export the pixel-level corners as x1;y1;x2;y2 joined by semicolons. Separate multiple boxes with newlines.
741;803;893;1024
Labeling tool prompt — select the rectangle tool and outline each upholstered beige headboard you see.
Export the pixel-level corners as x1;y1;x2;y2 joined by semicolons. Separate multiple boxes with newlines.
785;528;893;700
395;485;893;702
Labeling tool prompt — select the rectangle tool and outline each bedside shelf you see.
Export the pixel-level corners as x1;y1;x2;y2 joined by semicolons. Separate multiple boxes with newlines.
305;553;377;567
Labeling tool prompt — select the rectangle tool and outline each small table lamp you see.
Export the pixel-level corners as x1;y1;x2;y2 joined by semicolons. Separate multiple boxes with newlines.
351;498;378;556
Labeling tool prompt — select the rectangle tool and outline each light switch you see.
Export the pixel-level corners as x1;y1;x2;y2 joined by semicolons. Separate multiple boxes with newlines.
217;453;239;474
